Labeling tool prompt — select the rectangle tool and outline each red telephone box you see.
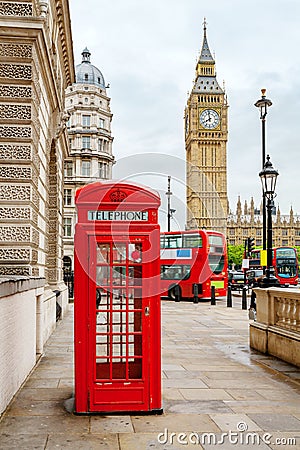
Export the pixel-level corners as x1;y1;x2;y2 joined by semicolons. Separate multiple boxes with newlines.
74;181;162;414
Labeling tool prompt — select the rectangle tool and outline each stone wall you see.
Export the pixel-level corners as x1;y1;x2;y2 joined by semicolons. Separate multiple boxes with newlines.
0;276;45;416
250;287;300;367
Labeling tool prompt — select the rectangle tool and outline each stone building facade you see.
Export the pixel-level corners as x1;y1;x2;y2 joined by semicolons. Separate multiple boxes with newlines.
185;21;228;234
227;197;300;248
0;0;75;316
63;48;115;271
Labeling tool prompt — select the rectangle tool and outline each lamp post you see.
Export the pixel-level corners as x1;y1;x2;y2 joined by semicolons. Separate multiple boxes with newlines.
166;176;176;232
259;155;279;287
254;89;272;261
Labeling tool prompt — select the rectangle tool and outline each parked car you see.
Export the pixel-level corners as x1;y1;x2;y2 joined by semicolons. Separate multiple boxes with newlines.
229;272;247;291
247;269;264;287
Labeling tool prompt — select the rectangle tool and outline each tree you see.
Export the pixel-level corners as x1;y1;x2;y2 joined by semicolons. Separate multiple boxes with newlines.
227;244;244;270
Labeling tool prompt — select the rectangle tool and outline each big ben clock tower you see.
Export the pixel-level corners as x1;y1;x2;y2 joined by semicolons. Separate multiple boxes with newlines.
185;20;228;233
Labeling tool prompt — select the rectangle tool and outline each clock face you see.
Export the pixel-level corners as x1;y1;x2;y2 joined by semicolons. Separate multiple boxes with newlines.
199;109;220;129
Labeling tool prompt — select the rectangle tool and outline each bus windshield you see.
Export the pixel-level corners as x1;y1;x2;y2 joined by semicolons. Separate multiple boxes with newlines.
208;234;225;275
276;248;297;278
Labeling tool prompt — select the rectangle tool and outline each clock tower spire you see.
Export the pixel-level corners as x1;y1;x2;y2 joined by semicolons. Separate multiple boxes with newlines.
185;20;228;233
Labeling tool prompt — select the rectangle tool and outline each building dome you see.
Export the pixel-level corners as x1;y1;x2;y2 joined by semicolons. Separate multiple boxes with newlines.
75;48;106;88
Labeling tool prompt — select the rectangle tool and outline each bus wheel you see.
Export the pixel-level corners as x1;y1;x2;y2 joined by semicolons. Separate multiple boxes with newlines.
168;285;181;302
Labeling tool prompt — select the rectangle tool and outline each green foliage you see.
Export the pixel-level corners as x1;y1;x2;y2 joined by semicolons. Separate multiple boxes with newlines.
227;244;244;269
295;247;300;262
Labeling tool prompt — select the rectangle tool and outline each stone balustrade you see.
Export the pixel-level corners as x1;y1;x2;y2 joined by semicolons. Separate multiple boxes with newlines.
250;287;300;367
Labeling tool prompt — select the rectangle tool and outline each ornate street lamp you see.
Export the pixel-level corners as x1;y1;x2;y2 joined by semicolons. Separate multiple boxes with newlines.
259;155;279;287
254;89;272;261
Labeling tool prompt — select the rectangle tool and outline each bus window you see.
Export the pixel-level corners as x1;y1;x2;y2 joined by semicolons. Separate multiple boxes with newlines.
162;235;182;249
183;234;202;248
208;235;224;253
160;264;191;280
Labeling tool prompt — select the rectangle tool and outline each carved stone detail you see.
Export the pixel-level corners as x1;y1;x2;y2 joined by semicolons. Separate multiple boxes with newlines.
0;166;31;179
0;207;30;220
31;186;39;207
0;85;32;98
0;185;30;201
32;210;38;226
0;144;31;160
48;268;57;282
0;266;30;276
0;63;32;80
31;249;38;263
0;226;30;242
0;126;31;138
0;43;32;58
0;248;30;261
0;104;31;120
0;2;33;16
32;228;39;245
32;267;39;276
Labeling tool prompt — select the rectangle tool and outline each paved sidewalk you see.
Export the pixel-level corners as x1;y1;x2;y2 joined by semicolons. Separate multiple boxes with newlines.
1;298;300;449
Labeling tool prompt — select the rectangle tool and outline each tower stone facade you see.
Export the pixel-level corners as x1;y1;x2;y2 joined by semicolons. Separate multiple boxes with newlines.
63;49;115;271
185;21;228;233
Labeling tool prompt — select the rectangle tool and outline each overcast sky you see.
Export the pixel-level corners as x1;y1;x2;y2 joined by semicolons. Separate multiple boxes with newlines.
70;0;300;230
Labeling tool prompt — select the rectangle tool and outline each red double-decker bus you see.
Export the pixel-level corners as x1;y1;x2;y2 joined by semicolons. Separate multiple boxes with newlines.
160;229;228;301
249;247;298;286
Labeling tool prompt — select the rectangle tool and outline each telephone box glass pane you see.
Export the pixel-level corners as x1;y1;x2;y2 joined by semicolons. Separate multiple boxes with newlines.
112;266;126;286
128;243;142;262
95;241;144;381
112;244;126;263
97;244;110;263
96;266;110;286
129;266;142;286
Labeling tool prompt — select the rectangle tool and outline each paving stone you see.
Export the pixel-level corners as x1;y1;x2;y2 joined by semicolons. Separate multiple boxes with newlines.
132;413;220;433
16;387;73;401
46;433;119;449
0;415;89;435
248;414;300;432
0;433;48;450
90;415;134;433
163;378;208;389
200;433;271;449
225;389;266;401
227;401;300;414
5;399;67;416
267;432;300;450
209;413;262;431
163;388;185;400
179;388;234;401
24;378;60;388
119;432;204;449
164;400;233;415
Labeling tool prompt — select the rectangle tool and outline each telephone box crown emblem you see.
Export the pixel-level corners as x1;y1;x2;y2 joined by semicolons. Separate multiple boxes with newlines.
109;189;127;202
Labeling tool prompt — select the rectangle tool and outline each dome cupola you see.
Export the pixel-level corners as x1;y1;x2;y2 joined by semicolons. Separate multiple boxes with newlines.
75;48;106;88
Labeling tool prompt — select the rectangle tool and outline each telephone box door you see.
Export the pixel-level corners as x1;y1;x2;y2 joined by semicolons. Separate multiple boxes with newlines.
88;235;151;412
